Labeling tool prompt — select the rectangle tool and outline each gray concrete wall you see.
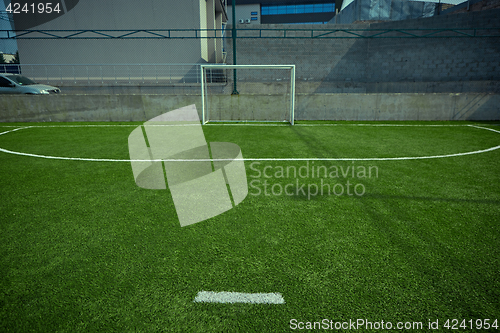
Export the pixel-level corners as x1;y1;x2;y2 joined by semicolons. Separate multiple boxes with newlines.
295;92;500;120
1;93;498;122
56;80;500;95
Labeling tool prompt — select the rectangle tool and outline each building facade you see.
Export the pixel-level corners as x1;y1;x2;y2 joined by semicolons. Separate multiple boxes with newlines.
227;0;338;24
332;0;467;24
8;0;227;83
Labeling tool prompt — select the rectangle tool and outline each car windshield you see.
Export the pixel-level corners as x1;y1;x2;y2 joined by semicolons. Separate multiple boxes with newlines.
9;75;37;85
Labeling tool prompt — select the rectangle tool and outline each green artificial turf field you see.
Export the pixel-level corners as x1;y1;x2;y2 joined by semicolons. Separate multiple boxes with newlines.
0;121;499;332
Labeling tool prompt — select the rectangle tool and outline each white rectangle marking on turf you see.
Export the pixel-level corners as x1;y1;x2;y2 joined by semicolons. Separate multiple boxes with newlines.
194;291;285;304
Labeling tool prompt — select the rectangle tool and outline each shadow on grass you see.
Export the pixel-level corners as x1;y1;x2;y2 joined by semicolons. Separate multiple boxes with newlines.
352;190;500;316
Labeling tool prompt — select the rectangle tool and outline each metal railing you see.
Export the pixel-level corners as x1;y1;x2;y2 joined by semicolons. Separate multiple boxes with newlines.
0;64;20;74
232;27;500;38
1;28;500;39
0;63;205;86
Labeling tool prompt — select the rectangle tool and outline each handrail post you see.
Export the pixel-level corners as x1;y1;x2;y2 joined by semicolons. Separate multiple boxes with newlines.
231;2;238;95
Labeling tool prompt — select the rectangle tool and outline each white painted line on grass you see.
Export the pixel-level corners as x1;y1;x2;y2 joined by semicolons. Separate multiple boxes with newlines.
208;123;472;127
0;124;499;162
467;124;500;134
0;126;33;136
0;124;198;128
0;123;487;128
0;124;137;128
1;145;499;162
312;123;499;126
193;291;285;304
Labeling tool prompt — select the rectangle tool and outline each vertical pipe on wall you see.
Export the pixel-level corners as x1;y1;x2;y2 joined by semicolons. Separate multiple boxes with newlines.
231;1;238;94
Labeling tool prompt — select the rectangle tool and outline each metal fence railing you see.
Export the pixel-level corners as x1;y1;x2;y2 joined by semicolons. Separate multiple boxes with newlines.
0;64;20;74
0;63;204;86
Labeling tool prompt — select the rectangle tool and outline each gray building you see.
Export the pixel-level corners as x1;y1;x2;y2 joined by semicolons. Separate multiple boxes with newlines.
332;0;466;24
6;0;228;85
0;1;17;54
227;0;339;24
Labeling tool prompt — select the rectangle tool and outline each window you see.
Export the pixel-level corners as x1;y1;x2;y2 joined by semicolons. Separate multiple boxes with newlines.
261;3;336;15
288;21;329;24
324;3;335;11
0;77;13;87
9;75;36;85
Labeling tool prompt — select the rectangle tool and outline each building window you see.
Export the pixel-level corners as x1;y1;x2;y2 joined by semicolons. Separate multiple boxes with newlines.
261;3;336;16
288;21;329;24
304;4;314;13
267;6;278;15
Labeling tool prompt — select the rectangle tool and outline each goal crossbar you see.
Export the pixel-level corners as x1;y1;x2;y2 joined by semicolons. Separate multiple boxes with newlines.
201;64;296;125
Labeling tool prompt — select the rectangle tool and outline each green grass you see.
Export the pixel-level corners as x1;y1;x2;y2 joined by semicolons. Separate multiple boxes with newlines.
1;121;499;332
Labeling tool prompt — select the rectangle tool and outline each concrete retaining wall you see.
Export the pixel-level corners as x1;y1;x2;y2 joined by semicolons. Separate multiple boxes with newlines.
296;93;499;120
0;93;498;122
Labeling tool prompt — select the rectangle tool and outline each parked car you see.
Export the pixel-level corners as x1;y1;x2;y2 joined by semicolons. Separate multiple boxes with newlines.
0;74;61;94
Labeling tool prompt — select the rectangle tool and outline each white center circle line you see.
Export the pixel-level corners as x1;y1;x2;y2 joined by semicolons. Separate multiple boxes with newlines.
0;124;498;162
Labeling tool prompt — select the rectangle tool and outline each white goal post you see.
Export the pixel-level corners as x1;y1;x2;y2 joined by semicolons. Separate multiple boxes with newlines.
201;64;295;125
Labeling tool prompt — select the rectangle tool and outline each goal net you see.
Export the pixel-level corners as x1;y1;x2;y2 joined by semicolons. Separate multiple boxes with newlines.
201;64;295;125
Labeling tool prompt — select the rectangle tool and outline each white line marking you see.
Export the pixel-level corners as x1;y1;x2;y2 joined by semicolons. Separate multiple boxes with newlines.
0;125;138;128
0;124;498;162
0;123;490;128
0;127;33;136
297;124;472;127
206;123;500;127
193;291;285;304
206;122;497;126
467;124;500;134
0;124;199;128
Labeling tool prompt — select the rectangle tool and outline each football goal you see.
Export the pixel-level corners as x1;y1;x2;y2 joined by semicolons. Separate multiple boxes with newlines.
201;64;295;125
